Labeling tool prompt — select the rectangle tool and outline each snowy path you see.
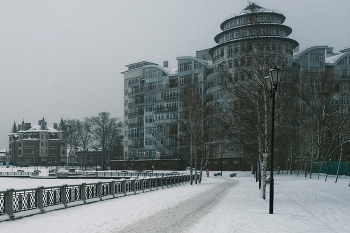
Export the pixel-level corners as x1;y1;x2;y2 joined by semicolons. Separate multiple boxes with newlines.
117;179;238;233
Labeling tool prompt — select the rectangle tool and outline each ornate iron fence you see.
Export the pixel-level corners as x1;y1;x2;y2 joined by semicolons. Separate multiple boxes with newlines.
12;189;37;213
0;173;193;221
43;187;61;207
0;192;5;215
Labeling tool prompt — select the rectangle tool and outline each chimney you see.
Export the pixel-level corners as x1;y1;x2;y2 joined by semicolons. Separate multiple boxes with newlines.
53;123;58;129
17;125;21;131
163;61;168;68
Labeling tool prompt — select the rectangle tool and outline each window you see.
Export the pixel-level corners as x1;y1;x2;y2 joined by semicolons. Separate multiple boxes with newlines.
194;62;200;69
228;60;233;68
223;161;228;164
194;75;199;83
25;149;34;155
303;55;307;61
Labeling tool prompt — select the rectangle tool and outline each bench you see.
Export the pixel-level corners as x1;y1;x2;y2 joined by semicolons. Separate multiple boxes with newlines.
230;173;237;177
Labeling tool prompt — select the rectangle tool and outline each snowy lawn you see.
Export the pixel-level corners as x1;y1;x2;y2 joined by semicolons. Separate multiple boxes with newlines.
0;170;349;233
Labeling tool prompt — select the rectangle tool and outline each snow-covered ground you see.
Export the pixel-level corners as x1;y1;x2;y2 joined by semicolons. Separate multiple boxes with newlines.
0;167;349;233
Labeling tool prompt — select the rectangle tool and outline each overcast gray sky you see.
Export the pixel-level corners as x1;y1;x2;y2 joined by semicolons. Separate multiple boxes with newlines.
1;0;349;149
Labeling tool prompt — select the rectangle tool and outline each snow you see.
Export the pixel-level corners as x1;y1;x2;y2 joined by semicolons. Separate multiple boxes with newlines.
0;169;349;233
325;53;345;64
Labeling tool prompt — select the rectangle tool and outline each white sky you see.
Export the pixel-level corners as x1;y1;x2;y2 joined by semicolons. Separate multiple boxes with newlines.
1;0;350;149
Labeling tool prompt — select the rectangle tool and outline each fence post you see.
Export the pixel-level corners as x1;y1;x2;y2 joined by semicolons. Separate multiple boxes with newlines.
140;178;144;193
121;180;126;196
60;184;67;208
161;177;165;189
5;189;14;220
131;179;136;194
97;182;102;200
36;186;44;213
154;177;158;190
81;183;86;203
110;181;116;197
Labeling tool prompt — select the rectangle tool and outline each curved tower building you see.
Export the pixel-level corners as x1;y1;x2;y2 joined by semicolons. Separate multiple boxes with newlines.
209;3;298;74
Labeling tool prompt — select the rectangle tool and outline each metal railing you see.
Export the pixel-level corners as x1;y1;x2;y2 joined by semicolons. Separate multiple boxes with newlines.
0;173;195;221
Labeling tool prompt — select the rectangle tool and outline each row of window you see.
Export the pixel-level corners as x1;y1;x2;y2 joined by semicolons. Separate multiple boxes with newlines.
218;27;287;44
15;148;64;155
154;113;176;120
223;15;282;31
179;61;202;72
213;42;288;62
302;53;325;63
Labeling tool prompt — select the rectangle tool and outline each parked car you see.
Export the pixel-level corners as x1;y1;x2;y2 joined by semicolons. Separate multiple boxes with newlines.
17;170;25;173
214;172;222;176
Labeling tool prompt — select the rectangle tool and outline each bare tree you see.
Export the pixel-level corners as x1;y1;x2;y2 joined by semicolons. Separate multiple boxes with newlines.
298;71;350;177
89;112;123;169
64;119;83;165
177;84;205;184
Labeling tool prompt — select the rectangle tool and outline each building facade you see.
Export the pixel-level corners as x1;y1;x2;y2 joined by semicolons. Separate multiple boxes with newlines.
122;3;350;162
8;117;67;166
122;59;213;160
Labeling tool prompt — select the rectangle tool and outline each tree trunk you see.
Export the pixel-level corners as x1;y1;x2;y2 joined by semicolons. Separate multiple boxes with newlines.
309;159;313;179
336;142;342;183
260;154;267;200
317;161;323;180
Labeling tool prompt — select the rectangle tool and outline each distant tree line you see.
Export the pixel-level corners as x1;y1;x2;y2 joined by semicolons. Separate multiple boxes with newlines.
63;112;123;169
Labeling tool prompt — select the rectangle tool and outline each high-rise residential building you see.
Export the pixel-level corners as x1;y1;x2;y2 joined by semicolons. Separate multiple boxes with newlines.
122;3;350;161
8;117;67;166
122;59;212;160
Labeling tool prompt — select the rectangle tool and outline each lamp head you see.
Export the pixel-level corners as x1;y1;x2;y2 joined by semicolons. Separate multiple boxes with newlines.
269;66;284;86
265;76;272;92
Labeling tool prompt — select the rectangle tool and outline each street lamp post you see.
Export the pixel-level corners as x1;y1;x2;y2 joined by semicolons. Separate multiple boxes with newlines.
265;67;283;214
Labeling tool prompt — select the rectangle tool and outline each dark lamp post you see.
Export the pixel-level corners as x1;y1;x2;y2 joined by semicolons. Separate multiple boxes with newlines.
265;66;283;215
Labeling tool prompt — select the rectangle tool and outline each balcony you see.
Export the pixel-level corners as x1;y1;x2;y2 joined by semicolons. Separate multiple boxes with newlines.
127;123;144;128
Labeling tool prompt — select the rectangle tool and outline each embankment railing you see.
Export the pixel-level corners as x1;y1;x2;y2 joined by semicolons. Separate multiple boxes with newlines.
0;174;195;221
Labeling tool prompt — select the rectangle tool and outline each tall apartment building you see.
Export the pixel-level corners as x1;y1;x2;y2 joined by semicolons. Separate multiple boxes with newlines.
122;58;212;160
122;3;350;161
8;117;67;166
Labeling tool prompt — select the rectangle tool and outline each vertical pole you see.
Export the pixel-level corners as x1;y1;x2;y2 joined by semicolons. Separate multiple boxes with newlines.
5;189;14;220
269;89;275;214
60;184;67;208
81;183;87;203
37;186;44;213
